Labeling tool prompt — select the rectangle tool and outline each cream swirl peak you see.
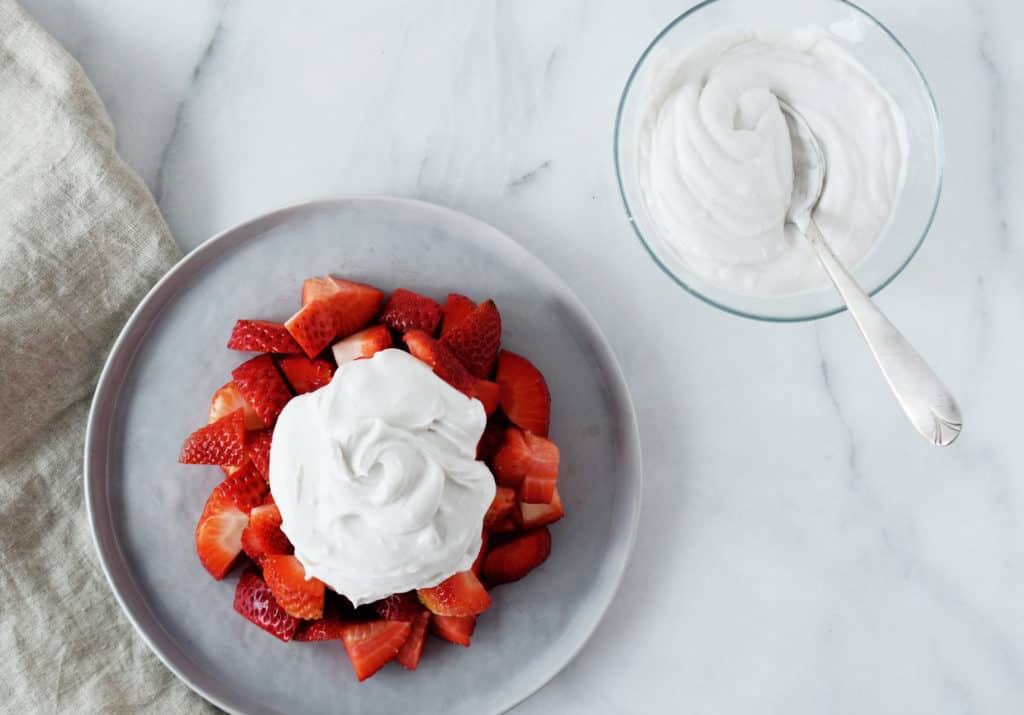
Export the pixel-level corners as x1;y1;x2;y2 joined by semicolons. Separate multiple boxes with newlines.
269;348;494;606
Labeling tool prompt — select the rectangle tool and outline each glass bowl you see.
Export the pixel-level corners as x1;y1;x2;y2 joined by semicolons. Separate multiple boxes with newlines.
614;0;943;322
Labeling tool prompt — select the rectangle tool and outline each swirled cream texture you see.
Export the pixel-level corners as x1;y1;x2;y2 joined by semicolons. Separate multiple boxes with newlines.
636;28;908;294
269;349;494;606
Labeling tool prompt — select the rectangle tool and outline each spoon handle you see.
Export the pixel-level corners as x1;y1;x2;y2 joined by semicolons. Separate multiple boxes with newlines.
803;219;962;446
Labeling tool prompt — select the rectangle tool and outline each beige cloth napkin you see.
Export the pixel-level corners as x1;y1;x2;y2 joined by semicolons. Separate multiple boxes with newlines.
0;1;213;711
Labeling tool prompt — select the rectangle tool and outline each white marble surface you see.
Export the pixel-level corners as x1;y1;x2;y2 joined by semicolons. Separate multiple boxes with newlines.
23;0;1024;712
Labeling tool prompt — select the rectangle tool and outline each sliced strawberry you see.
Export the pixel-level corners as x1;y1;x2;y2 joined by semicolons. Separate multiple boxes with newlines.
278;354;335;394
245;429;273;481
195;488;248;579
231;354;293;428
403;330;476;396
517;432;560;504
285;299;342;358
241;502;292;565
484;487;516;529
515;488;565;530
373;592;423;622
491;427;531;487
339;620;412;681
496;350;551;436
473;378;500;417
180;409;247;466
483;527;552;586
380;288;443;335
331;325;393;366
227;320;301;354
294;613;346;642
440;293;476;337
300;276;383;340
488;516;518;534
442;300;501;378
208;382;265;431
263;554;326;620
233;569;300;642
429;614;476;647
477;417;507;464
472;531;490;578
214;460;268;513
395;610;430;670
417;570;491;617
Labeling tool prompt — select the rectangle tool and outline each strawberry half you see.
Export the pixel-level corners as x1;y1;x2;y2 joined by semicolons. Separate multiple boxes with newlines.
417;570;491;617
515;488;565;530
294;613;346;642
488;516;518;535
195;488;248;580
180;409;247;466
403;330;476;396
227;320;301;354
429;614;476;647
484;487;516;530
277;354;335;394
331;325;392;366
441;300;501;378
300;276;383;340
440;293;476;337
245;429;273;481
395;610;430;670
233;569;300;642
380;288;443;335
241;502;292;565
473;378;500;417
483;527;552;586
263;554;326;620
339;620;412;681
213;460;268;513
208;382;265;431
491;427;531;487
496;350;551;436
373;592;423;622
492;427;559;503
231;354;293;428
285;299;343;358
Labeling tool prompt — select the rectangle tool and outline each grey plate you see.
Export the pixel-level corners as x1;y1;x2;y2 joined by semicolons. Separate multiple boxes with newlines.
85;197;642;715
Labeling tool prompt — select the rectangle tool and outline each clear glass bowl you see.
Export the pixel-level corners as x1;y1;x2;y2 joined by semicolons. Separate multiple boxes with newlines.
614;0;943;322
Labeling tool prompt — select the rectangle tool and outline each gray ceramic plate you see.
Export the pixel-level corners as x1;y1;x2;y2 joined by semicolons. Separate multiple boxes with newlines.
85;197;642;715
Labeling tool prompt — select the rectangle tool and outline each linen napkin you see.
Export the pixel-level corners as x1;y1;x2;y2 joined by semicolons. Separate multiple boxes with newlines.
0;1;212;711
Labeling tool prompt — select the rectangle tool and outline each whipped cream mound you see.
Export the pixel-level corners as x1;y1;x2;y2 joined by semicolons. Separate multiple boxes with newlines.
269;348;494;607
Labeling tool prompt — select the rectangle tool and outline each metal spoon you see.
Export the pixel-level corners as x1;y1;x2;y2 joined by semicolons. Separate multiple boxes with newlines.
778;99;962;447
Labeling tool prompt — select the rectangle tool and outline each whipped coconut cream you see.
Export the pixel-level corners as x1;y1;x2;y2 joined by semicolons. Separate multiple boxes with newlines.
269;349;494;606
636;28;908;295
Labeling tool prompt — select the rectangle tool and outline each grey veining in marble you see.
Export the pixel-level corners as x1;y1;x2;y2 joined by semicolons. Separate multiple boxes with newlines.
19;0;1024;712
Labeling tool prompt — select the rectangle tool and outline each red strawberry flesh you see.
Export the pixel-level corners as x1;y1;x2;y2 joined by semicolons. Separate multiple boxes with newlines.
441;299;501;378
233;569;300;642
483;527;552;586
339;620;412;681
231;354;293;428
180;409;247;466
277;354;335;394
227;320;301;354
263;554;326;620
417;570;491;617
496;350;551;436
380;288;443;335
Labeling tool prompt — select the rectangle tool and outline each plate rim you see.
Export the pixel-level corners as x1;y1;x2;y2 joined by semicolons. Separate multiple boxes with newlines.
84;196;643;714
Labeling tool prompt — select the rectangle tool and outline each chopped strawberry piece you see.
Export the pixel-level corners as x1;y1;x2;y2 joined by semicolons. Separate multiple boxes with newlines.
195;488;248;580
442;300;501;378
380;288;443;335
488;516;518;534
227;320;301;354
263;554;326;620
473;378;500;416
294;613;346;641
214;460;268;513
245;429;273;481
373;592;423;622
339;620;412;681
515;488;565;530
417;570;491;617
483;527;552;586
492;427;531;487
395;610;430;670
496;350;551;436
285;299;342;358
180;409;247;466
331;325;392;366
471;531;490;578
300;276;383;341
403;330;476;395
241;502;292;565
231;354;293;428
484;487;516;529
233;569;300;642
440;293;476;337
429;614;475;647
477;417;507;463
208;382;265;431
517;432;560;504
277;354;335;394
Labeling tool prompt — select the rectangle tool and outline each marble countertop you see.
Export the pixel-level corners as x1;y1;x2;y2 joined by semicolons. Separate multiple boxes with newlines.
24;0;1023;712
